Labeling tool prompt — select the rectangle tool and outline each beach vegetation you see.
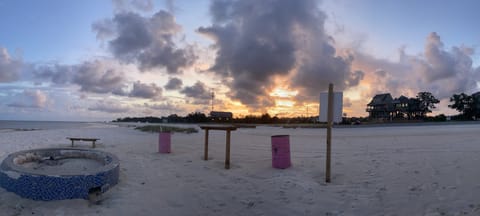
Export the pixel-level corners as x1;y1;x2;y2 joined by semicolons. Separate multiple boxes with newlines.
135;125;198;134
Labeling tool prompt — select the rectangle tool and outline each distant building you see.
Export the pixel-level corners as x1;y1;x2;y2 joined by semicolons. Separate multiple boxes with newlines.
210;111;233;122
366;93;423;121
366;93;394;120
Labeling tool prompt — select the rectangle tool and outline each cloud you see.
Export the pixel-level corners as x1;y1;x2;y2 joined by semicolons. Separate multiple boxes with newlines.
164;77;183;90
131;0;154;11
180;81;211;104
7;89;50;109
92;19;116;40
0;46;23;83
32;63;73;85
421;32;457;82
199;0;363;107
88;101;130;113
72;60;127;95
180;81;211;99
129;81;163;99
112;0;154;12
93;9;196;74
31;59;181;100
144;102;185;113
350;32;480;101
164;0;176;13
108;12;152;59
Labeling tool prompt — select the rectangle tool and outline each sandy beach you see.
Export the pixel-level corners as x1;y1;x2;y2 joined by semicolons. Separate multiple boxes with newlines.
1;122;480;215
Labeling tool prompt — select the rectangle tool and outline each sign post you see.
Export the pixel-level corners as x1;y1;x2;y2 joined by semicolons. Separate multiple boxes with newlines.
326;83;334;183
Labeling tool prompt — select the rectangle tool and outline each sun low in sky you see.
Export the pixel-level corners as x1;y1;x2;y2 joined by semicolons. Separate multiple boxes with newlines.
0;0;479;121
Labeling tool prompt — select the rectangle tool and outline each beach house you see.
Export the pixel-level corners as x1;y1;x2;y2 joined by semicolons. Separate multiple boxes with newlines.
366;93;394;120
210;111;233;122
366;93;424;121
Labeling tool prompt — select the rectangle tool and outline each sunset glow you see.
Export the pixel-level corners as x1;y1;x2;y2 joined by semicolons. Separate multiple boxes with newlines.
270;88;299;98
0;0;478;121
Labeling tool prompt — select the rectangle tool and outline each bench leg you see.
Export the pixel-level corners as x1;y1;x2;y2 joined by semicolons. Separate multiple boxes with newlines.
71;140;74;147
92;141;96;148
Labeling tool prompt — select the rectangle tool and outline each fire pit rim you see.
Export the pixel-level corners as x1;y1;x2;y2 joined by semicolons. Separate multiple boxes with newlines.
1;148;119;176
0;147;120;200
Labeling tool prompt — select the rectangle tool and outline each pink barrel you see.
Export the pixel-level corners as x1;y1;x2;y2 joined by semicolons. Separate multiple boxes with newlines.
158;132;171;153
271;135;291;169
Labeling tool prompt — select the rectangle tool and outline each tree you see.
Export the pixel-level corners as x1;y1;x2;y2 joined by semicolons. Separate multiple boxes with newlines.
449;93;475;119
407;98;422;119
185;112;208;123
260;113;273;124
416;92;440;117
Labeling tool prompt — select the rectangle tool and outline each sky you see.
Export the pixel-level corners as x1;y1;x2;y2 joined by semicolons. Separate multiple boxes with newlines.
0;0;479;121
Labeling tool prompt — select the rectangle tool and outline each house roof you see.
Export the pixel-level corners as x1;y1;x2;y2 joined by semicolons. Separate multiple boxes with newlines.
210;111;233;118
393;95;409;104
367;93;393;106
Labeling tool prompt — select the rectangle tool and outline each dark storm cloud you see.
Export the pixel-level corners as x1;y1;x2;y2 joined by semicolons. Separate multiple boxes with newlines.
199;0;363;106
180;81;211;99
72;60;127;95
164;77;183;90
92;9;196;74
109;12;152;59
0;47;22;83
129;81;163;99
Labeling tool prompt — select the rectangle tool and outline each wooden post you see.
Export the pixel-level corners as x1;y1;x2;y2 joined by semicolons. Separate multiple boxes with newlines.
326;83;334;183
204;129;209;160
225;130;231;169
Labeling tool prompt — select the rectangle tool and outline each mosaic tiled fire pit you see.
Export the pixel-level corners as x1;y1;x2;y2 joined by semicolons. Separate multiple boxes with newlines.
0;148;119;201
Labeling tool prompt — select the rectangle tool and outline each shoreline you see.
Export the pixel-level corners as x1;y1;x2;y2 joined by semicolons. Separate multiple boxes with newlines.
1;123;480;215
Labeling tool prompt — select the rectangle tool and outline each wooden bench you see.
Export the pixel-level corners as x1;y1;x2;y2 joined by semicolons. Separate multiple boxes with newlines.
67;137;100;148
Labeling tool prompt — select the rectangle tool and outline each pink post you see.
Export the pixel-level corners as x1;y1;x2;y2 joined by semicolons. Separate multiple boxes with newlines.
158;132;171;153
271;135;291;169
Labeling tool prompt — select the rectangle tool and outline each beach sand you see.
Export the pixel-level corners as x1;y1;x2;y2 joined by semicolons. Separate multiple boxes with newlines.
1;123;480;215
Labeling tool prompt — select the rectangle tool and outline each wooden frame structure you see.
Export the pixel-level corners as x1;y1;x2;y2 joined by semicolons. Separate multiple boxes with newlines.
199;125;237;169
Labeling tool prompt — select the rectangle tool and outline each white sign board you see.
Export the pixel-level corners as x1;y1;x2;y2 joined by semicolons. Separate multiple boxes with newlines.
319;92;343;123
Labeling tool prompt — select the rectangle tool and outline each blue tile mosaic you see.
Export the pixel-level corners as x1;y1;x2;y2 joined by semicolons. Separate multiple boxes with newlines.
0;148;119;201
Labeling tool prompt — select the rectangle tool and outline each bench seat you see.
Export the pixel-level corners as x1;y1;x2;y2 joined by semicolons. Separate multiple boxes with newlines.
67;137;100;148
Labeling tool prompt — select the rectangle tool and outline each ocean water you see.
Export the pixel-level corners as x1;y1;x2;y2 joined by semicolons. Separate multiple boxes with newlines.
0;120;105;131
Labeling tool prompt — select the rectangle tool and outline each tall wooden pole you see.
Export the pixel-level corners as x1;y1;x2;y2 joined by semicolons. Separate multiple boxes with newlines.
225;130;231;169
204;129;209;160
326;83;334;183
